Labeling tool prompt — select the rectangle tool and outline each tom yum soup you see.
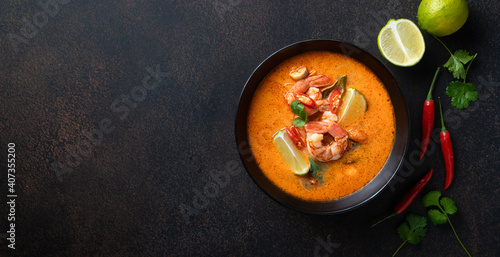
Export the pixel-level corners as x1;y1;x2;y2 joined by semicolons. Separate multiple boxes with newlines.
247;51;395;201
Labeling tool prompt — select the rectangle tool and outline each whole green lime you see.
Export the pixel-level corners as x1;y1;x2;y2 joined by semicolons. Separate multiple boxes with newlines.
417;0;469;37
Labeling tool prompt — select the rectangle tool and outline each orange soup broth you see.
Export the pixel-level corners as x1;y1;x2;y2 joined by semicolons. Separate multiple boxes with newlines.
247;51;395;201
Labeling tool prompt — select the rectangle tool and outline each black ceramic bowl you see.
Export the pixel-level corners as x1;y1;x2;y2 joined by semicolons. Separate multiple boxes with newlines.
235;40;409;214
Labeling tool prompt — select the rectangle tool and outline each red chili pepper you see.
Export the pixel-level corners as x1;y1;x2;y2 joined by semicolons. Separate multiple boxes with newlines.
286;127;299;145
328;89;341;114
289;125;305;147
419;68;440;160
294;92;317;109
438;98;454;190
370;169;433;227
394;169;433;213
286;126;305;148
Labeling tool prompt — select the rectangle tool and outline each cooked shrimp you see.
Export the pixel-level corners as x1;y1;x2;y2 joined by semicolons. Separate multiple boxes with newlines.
314;100;331;113
304;121;349;162
285;75;335;104
306;87;321;101
345;126;368;143
320;110;338;123
303;121;331;134
301;88;331;116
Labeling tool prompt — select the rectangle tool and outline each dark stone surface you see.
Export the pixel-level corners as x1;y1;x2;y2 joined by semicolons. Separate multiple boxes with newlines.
0;0;498;256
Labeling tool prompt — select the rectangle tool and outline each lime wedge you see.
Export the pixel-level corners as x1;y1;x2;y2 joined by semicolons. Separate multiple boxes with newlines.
338;88;367;127
377;19;425;67
273;129;309;175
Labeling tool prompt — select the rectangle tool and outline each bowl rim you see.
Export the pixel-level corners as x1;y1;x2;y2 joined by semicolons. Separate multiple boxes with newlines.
235;39;409;214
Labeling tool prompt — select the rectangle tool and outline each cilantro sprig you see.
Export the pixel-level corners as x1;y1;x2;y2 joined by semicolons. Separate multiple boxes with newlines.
442;49;475;80
422;191;472;257
446;80;478;109
434;36;478;109
290;100;307;127
393;213;427;257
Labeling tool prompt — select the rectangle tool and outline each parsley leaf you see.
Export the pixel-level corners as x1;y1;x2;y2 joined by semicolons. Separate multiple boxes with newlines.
393;213;427;256
290;100;307;127
309;158;323;183
446;81;478;109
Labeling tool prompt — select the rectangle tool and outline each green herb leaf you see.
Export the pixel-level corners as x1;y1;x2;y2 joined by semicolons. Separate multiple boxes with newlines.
397;214;427;244
443;50;475;80
443;55;466;80
427;209;447;225
453;50;474;64
397;222;411;240
290;100;307;127
421;192;471;256
292;117;306;127
309;158;323;183
446;81;478;109
290;100;305;118
393;213;428;256
435;36;479;110
440;197;457;215
408;227;427;245
421;190;441;208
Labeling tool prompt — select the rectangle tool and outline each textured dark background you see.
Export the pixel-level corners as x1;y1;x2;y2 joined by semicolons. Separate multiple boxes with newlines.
1;0;499;256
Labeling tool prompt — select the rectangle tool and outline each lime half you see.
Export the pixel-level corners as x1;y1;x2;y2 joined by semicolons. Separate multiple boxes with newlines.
378;19;425;67
273;129;309;175
338;88;367;127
